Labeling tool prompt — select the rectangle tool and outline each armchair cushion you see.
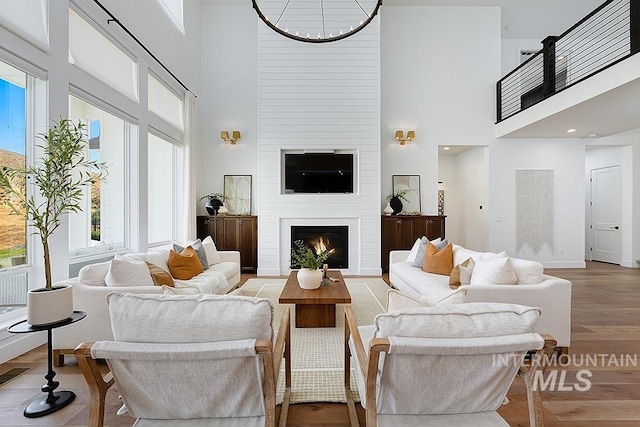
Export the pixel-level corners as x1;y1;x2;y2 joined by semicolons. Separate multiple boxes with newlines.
374;302;541;339
107;292;274;343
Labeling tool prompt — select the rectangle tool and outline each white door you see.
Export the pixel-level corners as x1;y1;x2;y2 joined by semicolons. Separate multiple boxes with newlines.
590;166;621;264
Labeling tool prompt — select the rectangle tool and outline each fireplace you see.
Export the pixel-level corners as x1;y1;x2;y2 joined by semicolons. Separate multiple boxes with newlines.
290;226;348;269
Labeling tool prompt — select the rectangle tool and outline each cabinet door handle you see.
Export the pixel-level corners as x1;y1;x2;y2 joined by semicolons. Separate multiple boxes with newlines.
396;219;402;224
237;219;242;224
204;219;209;225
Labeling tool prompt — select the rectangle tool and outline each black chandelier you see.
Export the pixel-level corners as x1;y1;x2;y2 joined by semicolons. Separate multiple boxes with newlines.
252;0;382;43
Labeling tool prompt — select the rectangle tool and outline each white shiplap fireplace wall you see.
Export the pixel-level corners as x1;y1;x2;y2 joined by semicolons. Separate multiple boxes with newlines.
256;19;381;276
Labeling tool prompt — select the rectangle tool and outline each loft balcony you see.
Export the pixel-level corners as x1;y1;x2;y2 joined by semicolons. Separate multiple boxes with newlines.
496;0;640;138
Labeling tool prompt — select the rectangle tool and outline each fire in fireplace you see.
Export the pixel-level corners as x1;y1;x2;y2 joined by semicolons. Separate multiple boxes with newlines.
290;226;348;269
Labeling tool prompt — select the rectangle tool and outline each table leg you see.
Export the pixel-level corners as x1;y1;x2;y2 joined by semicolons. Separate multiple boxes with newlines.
23;329;76;418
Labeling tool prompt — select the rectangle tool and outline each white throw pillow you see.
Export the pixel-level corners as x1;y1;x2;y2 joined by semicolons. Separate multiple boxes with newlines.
140;249;171;275
201;235;223;266
386;288;466;312
470;257;518;286
405;238;422;263
105;259;154;287
474;251;507;262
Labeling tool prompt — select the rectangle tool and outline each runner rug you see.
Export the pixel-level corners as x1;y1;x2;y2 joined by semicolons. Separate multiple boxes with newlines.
240;277;389;404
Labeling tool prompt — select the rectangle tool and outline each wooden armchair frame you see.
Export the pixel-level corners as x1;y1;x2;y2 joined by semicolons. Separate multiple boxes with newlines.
343;306;557;427
75;306;291;427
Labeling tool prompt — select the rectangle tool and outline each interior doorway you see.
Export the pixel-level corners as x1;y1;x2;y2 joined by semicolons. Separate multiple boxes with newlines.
589;165;621;264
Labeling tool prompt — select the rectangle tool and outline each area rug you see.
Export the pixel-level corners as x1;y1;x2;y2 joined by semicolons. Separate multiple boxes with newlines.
240;277;389;404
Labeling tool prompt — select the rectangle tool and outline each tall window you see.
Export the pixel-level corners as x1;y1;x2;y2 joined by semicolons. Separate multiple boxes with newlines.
148;133;176;245
0;61;29;315
68;95;126;256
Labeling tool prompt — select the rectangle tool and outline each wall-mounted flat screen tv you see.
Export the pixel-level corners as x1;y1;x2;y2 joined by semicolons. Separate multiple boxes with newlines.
284;153;354;194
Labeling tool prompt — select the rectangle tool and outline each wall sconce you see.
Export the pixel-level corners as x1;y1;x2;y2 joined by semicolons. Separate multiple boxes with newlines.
221;130;241;144
395;130;415;145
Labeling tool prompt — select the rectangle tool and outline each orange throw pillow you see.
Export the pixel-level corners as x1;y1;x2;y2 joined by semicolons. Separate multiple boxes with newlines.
146;262;175;287
422;242;454;275
167;247;204;280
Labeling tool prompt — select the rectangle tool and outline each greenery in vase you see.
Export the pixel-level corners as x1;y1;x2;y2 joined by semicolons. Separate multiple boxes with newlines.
290;239;333;270
0;119;107;290
385;188;410;202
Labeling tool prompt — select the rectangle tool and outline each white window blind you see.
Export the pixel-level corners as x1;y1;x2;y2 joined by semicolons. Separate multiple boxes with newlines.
148;73;183;130
0;0;48;49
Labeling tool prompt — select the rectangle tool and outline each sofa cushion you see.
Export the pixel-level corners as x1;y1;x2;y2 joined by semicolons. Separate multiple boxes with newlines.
374;302;541;339
392;262;451;294
174;239;209;270
146;262;174;287
449;257;475;289
470;257;517;286
105;259;154;287
107;292;274;342
210;261;239;281
202;235;223;266
422;242;453;275
140;249;171;276
387;288;466;312
78;261;111;286
167;247;204;280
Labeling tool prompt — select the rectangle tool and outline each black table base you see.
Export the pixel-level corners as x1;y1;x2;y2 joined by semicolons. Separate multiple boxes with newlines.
24;390;75;418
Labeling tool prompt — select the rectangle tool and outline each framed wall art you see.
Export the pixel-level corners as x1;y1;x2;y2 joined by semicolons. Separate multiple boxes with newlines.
392;175;421;214
224;175;252;215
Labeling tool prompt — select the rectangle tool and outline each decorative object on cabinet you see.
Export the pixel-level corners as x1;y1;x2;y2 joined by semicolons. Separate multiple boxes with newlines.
395;130;415;145
224;175;252;215
220;130;241;144
197;215;258;272
392;175;421;214
381;215;446;273
383;202;394;215
438;181;445;216
252;0;382;44
199;192;227;216
385;188;409;215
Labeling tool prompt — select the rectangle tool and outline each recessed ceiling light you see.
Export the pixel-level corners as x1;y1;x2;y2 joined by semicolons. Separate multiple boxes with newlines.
567;128;577;133
443;147;450;151
588;133;598;138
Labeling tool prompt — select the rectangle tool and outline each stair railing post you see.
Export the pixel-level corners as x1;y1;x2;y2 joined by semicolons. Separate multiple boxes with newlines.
542;36;558;98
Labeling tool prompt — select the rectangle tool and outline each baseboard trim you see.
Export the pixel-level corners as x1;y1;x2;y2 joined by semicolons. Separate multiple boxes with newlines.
358;268;382;276
541;261;586;268
0;333;45;365
257;268;282;276
621;259;639;268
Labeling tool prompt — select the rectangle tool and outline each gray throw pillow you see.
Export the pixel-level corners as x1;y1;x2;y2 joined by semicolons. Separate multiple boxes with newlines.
411;237;449;269
173;239;209;270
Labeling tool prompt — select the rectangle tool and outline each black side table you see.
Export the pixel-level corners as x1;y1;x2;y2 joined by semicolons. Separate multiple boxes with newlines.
8;311;86;418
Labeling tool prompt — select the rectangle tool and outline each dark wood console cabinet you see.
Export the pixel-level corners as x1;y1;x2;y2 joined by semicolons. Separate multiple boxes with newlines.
196;215;257;272
381;215;446;273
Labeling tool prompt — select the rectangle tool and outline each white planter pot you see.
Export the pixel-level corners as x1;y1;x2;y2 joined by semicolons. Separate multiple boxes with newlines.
297;268;323;290
27;285;74;326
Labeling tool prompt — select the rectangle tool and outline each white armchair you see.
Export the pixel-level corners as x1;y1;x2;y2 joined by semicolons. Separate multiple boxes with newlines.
75;292;291;427
344;302;556;426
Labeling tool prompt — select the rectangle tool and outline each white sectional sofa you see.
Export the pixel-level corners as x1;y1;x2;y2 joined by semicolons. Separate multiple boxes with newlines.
52;246;241;365
389;244;572;351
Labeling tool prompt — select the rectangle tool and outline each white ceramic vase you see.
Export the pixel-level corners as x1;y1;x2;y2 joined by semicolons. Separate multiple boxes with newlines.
383;202;393;215
297;268;323;290
27;285;74;326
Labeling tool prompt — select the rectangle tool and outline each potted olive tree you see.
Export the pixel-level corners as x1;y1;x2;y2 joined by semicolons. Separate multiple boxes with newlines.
0;119;107;325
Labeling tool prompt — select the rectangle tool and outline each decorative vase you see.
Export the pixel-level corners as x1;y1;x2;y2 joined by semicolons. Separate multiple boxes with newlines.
297;268;323;290
389;196;403;215
205;198;224;215
27;285;73;326
383;202;393;215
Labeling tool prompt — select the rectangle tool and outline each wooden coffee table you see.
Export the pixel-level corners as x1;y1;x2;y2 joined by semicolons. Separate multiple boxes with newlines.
279;270;351;328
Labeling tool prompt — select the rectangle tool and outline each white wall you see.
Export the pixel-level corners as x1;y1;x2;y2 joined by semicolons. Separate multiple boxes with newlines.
381;6;500;216
489;139;586;267
458;147;490;251
199;5;258;208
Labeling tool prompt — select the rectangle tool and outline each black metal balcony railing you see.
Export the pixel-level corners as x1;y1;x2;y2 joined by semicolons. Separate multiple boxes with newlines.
497;0;640;123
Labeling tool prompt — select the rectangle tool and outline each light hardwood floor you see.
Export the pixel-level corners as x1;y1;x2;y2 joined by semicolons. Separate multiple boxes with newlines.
0;262;638;426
